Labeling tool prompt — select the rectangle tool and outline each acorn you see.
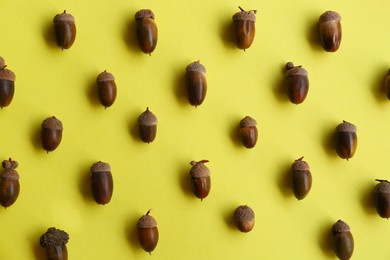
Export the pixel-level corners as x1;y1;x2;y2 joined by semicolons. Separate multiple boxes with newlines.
291;157;312;200
374;179;390;218
96;71;117;108
137;107;157;143
284;62;309;104
0;57;15;108
239;116;258;148
90;161;113;205
41;116;63;152
135;9;158;55
319;11;342;52
40;227;69;260
0;158;20;208
137;210;159;254
335;121;357;160
185;61;207;107
189;160;211;200
232;6;257;50
53;10;76;50
234;205;255;232
332;220;354;260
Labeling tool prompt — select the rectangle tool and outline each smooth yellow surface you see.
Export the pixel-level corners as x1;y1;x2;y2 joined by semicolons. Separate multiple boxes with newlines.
1;0;390;259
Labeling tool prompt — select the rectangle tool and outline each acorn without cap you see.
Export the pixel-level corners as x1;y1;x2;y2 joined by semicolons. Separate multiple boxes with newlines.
185;61;207;107
53;10;76;50
0;57;15;108
96;71;117;108
0;158;20;208
234;205;255;232
374;179;390;218
137;210;159;254
41;116;63;152
284;62;309;104
239;116;258;148
137;107;157;143
335;121;357;160
40;227;69;260
291;157;312;200
90;161;113;205
189;160;211;200
332;220;354;260
135;9;158;55
232;6;257;50
319;11;342;52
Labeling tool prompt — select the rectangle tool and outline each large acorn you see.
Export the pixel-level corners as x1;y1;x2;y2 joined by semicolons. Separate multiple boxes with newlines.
189;160;211;200
0;57;15;108
53;10;76;50
135;9;158;55
137;107;157;143
291;157;312;200
284;62;309;104
232;6;257;50
374;179;390;218
335;121;357;160
40;227;69;260
137;210;159;254
90;161;113;205
239;116;258;148
0;158;20;208
41;116;63;152
96;71;117;108
185;61;207;107
332;220;354;260
319;11;342;52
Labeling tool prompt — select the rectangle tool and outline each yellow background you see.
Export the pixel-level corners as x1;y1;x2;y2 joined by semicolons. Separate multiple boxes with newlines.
1;0;390;259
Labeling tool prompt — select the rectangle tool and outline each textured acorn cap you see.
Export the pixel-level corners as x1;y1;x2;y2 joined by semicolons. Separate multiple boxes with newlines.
40;227;69;248
190;160;210;178
90;161;111;173
0;68;16;81
135;9;155;20
375;180;390;193
336;121;357;133
97;71;115;82
240;116;257;128
291;157;310;171
286;63;308;77
186;61;206;73
41;116;63;130
233;8;257;22
1;159;19;180
319;11;341;23
137;212;157;228
138;108;158;126
332;220;350;233
234;205;255;222
53;11;75;23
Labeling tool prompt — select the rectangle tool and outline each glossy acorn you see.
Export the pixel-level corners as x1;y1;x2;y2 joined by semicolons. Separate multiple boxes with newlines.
53;10;76;50
135;9;158;55
189;160;211;200
291;157;312;200
239;116;258;148
0;57;15;108
185;61;207;107
137;107;157;143
234;205;255;232
335;121;357;160
90;161;113;205
0;158;20;208
284;62;309;104
374;179;390;218
96;71;117;108
232;6;257;50
40;227;69;260
137;210;159;254
41;116;63;152
332;220;354;260
319;11;342;52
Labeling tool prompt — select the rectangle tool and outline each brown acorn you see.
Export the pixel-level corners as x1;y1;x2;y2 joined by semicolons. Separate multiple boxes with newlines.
137;107;157;143
90;161;113;205
284;62;309;104
189;160;211;200
137;210;159;254
0;158;20;208
234;205;255;232
40;227;69;260
135;9;158;55
41;116;63;152
0;57;15;108
291;157;312;200
239;116;258;148
374;179;390;218
96;71;117;108
335;121;357;160
232;6;257;50
185;61;207;107
332;220;354;260
319;11;342;52
53;10;76;50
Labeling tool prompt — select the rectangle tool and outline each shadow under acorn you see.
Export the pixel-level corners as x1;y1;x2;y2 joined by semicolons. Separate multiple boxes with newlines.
178;164;194;199
305;15;323;52
271;63;289;103
360;180;380;216
122;16;142;54
317;219;336;258
30;122;42;151
276;159;294;199
31;229;47;260
42;18;58;49
125;213;143;253
370;65;389;103
228;116;244;148
222;204;239;231
173;65;188;107
77;162;95;204
218;14;236;50
321;124;338;158
85;73;101;107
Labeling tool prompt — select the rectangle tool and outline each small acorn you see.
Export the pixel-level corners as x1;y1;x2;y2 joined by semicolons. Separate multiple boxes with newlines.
135;9;158;55
335;121;357;160
90;161;113;205
53;10;76;50
0;158;20;208
96;71;117;108
185;61;207;107
189;160;211;200
374;179;390;218
291;157;312;200
319;11;342;52
0;57;15;108
332;220;354;260
40;227;69;260
41;116;63;152
234;205;255;232
284;62;309;104
239;116;258;148
137;107;157;143
232;6;257;50
137;210;159;254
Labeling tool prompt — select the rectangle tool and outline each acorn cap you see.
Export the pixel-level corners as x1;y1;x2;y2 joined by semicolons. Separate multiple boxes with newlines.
232;7;257;22
135;9;155;20
40;227;69;248
0;68;16;81
190;160;210;178
90;161;110;173
1;159;19;180
97;71;115;82
291;157;310;171
234;205;255;222
375;180;390;193
285;63;308;77
240;116;257;128
41;116;63;130
186;61;206;73
332;220;350;234
319;11;341;23
336;120;356;133
137;211;157;228
138;108;158;126
53;10;75;23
